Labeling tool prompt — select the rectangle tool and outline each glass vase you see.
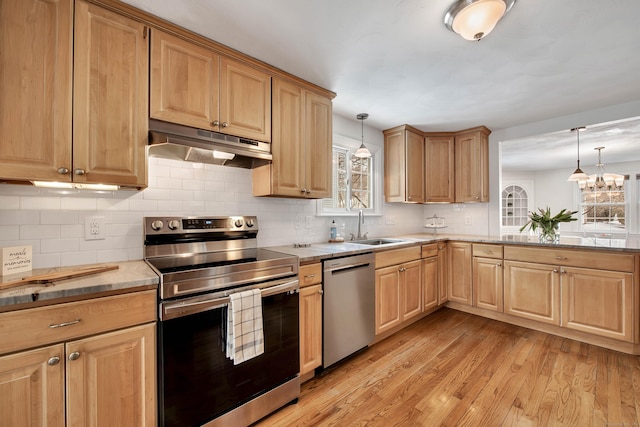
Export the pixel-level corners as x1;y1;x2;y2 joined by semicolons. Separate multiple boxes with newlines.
538;225;559;244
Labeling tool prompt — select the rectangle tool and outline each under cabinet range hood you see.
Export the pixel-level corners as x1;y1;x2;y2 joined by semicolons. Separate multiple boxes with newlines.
148;119;272;169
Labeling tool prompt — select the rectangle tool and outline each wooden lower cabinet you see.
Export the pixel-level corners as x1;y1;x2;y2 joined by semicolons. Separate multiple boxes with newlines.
0;323;155;427
0;345;65;427
504;261;560;325
66;323;156;427
375;259;422;335
472;257;504;312
561;266;633;342
298;263;323;376
448;242;472;305
299;284;323;375
422;257;439;311
0;291;156;426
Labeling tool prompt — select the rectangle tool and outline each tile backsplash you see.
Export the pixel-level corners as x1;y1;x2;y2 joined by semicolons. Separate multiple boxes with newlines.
0;157;425;269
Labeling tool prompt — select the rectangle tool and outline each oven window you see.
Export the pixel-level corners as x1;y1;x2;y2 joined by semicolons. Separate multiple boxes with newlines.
158;290;299;427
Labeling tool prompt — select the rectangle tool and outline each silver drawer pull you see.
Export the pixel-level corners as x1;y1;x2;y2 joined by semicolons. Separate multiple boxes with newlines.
68;351;80;361
49;319;81;329
484;250;493;254
554;256;567;260
47;356;60;366
304;274;316;279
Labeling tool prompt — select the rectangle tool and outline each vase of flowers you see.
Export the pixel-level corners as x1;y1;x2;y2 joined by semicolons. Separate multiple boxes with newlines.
519;207;578;244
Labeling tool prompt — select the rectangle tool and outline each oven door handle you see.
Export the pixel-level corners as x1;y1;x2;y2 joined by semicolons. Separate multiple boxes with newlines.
160;279;299;321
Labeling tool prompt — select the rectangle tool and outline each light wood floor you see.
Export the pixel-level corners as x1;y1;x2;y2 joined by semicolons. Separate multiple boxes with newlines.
256;308;640;426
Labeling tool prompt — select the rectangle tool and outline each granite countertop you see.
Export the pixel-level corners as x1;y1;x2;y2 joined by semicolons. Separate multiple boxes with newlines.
267;233;640;263
0;260;159;311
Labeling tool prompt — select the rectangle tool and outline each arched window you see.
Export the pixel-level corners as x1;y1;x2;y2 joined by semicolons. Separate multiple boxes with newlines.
502;184;529;229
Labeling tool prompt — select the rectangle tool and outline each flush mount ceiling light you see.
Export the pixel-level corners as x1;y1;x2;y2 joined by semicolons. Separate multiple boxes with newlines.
444;0;516;41
354;113;372;158
567;127;589;182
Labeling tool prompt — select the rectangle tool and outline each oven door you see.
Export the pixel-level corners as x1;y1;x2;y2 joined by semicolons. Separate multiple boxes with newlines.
157;279;299;427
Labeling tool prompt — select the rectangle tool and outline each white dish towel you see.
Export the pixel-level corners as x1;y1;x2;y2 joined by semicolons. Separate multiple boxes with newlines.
226;289;264;365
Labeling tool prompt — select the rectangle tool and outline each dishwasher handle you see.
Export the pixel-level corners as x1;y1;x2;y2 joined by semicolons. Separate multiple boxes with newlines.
325;261;372;274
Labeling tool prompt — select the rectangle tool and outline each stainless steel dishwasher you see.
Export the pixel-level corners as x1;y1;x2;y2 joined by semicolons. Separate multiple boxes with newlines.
322;252;375;368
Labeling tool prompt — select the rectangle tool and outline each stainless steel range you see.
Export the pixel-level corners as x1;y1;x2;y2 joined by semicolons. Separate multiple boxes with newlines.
144;216;300;427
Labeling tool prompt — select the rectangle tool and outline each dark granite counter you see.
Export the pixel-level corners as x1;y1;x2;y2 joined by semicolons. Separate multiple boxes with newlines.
0;260;159;311
268;233;640;264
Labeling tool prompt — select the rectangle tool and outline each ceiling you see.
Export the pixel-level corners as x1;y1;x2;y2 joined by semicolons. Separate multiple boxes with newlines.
122;0;640;166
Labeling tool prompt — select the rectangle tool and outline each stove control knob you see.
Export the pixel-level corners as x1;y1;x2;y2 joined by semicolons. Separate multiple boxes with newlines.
168;220;180;230
245;219;255;228
234;219;244;228
151;220;164;231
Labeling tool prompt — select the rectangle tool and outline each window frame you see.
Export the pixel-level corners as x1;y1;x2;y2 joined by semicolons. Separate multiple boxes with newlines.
317;134;382;217
579;183;627;234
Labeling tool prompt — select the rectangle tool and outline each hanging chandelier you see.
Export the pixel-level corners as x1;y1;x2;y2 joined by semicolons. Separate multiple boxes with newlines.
583;147;625;191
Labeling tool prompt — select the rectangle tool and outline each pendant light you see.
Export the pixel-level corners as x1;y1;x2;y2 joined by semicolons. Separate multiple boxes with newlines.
354;113;372;158
444;0;517;41
567;127;589;183
587;147;625;190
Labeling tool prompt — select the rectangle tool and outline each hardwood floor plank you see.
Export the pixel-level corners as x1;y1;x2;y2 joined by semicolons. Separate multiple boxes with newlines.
254;309;640;427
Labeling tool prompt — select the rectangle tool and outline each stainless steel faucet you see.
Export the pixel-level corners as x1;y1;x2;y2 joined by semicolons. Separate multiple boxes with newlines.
349;210;368;241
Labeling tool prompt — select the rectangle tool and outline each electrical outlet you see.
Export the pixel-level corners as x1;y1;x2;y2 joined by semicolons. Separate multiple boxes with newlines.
305;215;312;229
464;215;472;225
85;216;106;240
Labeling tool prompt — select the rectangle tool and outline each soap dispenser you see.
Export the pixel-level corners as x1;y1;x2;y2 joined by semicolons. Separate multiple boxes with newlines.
330;220;337;240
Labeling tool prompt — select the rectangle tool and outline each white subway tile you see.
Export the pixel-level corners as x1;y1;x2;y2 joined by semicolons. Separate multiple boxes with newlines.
40;211;79;225
21;224;60;239
61;197;97;210
61;251;97;267
170;167;194;180
0;195;20;210
41;238;80;253
0;226;19;241
96;249;129;263
34;253;61;269
61;224;84;238
156;177;182;190
129;199;158;211
21;196;61;210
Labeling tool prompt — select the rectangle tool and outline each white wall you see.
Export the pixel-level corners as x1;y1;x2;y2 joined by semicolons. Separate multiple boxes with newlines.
0;115;424;269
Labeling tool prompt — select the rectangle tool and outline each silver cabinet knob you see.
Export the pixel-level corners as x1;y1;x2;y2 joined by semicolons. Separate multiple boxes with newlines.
318;289;323;295
552;269;558;273
496;262;502;267
57;167;69;175
221;122;229;128
74;169;86;176
68;351;80;361
47;356;60;366
212;120;220;127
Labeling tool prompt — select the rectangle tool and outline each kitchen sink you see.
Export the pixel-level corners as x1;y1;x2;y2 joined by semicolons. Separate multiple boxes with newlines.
352;238;405;246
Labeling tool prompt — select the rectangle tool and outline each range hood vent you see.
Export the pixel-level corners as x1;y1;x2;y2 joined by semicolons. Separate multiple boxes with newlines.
148;119;272;169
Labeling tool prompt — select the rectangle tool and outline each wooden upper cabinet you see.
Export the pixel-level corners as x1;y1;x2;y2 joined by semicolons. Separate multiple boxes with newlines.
455;126;490;202
73;1;148;188
424;133;455;202
0;0;73;182
150;30;271;142
383;125;425;203
150;30;219;130
253;77;332;198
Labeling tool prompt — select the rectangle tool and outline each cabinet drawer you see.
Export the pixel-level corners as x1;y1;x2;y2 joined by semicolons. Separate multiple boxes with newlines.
503;246;635;272
421;243;438;258
473;244;503;259
375;246;421;269
299;263;322;287
0;290;156;355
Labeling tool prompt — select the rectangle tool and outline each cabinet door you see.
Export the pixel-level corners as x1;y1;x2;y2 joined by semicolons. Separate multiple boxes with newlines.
383;129;406;203
73;1;148;188
66;323;156;427
402;260;423;320
150;29;219;130
220;57;271;142
561;267;633;342
448;242;472;305
0;344;64;427
405;130;425;203
375;266;402;335
0;0;72;182
422;257;439;311
473;257;504;312
425;134;455;202
504;261;560;325
304;91;332;198
455;128;489;202
299;284;323;375
258;77;304;197
437;243;448;305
